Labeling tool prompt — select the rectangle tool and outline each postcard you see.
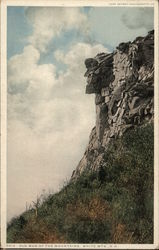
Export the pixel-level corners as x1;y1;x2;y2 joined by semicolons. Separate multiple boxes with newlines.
1;0;159;249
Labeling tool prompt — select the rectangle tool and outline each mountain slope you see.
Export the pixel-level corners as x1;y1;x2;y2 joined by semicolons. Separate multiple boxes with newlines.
7;124;154;243
7;31;154;244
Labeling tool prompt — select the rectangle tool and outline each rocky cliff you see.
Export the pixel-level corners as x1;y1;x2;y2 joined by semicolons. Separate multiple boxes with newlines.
71;30;154;180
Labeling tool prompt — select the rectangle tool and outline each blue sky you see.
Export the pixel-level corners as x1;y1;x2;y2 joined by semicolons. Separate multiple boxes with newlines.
7;6;154;220
7;7;154;62
7;7;32;59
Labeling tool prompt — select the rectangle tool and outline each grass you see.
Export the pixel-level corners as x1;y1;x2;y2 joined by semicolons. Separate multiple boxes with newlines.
7;123;154;244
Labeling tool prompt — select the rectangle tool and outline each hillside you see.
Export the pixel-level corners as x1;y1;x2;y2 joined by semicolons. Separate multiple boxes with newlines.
7;30;154;244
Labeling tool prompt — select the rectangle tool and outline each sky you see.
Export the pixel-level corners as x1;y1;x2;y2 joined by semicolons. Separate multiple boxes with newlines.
7;6;154;221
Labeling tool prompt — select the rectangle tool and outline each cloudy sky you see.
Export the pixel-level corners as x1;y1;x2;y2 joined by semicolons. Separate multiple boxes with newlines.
7;6;154;221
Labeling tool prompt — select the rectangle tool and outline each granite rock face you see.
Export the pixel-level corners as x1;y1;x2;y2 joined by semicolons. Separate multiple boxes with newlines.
71;30;154;180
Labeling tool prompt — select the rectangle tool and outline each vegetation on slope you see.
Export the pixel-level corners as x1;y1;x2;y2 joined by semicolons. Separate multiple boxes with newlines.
7;123;154;244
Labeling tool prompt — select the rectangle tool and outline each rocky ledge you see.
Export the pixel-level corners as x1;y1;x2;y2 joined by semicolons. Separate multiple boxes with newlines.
71;30;154;180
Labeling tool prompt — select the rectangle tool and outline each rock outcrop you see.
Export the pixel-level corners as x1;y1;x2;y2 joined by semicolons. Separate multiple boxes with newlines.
71;30;154;180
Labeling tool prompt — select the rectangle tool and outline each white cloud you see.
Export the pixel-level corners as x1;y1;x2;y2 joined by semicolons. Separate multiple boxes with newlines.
8;45;57;100
25;7;89;52
7;42;108;220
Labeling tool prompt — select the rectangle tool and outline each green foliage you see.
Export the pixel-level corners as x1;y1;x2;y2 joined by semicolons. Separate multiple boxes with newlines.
7;123;154;244
63;219;111;243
